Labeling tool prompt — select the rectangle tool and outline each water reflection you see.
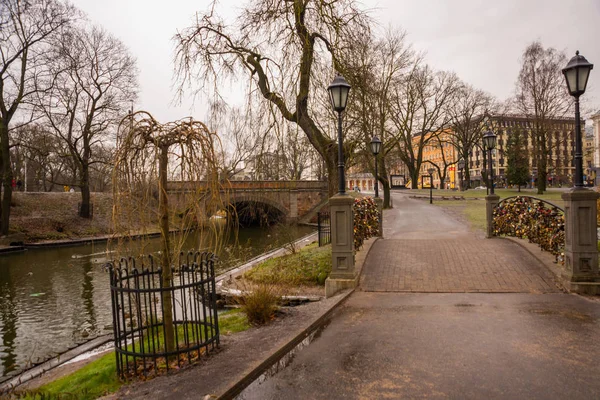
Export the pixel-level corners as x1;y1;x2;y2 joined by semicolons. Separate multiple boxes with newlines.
0;267;17;374
0;224;314;376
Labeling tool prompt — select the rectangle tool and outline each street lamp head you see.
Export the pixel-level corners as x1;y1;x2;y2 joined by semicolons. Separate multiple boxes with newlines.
427;167;435;175
370;136;382;156
562;50;593;97
482;130;497;151
328;74;351;112
458;159;465;170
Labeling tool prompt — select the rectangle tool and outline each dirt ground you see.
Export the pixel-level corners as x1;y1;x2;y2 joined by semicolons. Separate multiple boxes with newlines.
4;192;115;243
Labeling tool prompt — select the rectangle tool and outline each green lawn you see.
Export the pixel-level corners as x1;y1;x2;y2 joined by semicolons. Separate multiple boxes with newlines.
438;199;487;232
406;188;565;207
19;309;249;400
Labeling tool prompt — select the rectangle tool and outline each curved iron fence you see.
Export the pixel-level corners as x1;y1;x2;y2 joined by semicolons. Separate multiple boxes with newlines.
493;196;565;262
108;252;219;378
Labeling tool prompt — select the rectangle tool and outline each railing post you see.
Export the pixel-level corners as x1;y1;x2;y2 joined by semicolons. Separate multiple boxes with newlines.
561;188;600;294
485;194;500;238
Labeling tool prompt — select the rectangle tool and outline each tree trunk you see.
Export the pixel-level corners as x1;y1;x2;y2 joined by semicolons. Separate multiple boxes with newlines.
158;145;175;355
537;155;547;194
0;122;12;235
79;163;91;218
410;169;419;189
382;180;391;209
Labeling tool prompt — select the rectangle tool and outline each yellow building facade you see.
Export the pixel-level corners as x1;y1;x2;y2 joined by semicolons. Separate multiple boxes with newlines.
415;129;459;189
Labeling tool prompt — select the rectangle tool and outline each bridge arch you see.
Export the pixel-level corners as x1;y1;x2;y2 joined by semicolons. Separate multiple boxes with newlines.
227;193;289;226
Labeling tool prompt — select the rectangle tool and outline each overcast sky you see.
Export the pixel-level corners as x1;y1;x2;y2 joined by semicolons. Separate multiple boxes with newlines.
71;0;600;123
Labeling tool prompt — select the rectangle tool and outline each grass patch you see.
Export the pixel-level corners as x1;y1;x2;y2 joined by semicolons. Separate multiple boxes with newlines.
20;352;119;400
437;199;486;232
18;309;249;400
244;243;332;286
219;308;251;334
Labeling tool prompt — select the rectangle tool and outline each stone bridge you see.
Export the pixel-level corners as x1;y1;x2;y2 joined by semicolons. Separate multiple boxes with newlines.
166;180;328;223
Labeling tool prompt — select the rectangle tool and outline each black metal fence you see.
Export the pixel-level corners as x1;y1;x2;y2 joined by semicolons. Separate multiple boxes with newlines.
108;252;220;378
317;211;331;246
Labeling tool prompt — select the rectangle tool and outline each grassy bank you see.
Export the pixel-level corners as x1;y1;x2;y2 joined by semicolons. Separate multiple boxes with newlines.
18;309;250;400
244;243;332;286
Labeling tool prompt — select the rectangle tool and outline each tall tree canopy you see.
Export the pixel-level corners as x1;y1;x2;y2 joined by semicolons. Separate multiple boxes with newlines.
515;41;571;194
0;0;74;233
174;0;371;196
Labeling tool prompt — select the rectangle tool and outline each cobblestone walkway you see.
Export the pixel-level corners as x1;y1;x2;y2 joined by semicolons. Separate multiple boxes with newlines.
360;238;561;293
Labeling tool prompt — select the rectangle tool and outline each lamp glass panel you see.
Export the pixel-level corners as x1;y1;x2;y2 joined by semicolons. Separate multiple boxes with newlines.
328;89;336;110
565;68;577;94
340;87;349;110
578;67;591;92
482;135;491;150
371;139;382;155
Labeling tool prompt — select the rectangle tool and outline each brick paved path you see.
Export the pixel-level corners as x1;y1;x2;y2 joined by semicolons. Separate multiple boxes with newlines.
360;193;561;293
360;238;560;293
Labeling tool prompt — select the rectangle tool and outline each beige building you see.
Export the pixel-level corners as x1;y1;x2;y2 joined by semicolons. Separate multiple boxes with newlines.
467;114;579;188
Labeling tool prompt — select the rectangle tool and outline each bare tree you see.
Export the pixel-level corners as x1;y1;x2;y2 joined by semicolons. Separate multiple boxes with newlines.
12;123;69;191
113;111;226;357
389;64;459;189
344;28;414;207
515;41;571;194
447;83;496;189
209;105;263;180
0;0;74;233
37;24;138;217
174;0;370;196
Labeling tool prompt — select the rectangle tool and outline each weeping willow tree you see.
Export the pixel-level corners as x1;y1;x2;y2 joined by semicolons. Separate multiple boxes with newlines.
112;110;229;354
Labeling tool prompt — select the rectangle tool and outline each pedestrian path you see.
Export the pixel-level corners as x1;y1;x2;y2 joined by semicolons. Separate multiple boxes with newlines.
360;193;561;293
360;238;560;293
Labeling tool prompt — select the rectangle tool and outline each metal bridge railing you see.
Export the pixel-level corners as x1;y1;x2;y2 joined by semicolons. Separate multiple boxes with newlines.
493;196;565;262
317;211;331;247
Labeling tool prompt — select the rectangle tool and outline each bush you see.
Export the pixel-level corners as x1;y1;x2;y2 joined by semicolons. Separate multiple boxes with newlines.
353;197;379;249
240;284;281;325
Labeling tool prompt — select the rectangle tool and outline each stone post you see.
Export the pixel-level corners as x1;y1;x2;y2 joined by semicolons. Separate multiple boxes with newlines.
325;194;355;297
374;197;383;238
485;194;500;239
561;188;600;294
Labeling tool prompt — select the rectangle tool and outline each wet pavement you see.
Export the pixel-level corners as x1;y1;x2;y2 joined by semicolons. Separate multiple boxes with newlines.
238;292;600;400
240;192;600;399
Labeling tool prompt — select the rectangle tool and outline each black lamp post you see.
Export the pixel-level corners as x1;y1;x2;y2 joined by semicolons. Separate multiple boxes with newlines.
457;159;465;191
483;130;497;195
427;167;435;204
370;136;382;198
328;74;351;194
562;51;593;188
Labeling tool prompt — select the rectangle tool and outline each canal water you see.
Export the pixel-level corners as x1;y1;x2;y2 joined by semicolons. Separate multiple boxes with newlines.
0;224;314;377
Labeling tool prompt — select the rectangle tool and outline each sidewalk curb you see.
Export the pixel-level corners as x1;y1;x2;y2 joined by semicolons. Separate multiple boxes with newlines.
217;288;354;400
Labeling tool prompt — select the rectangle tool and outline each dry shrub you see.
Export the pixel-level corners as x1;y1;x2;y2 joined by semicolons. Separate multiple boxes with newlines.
239;284;281;325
